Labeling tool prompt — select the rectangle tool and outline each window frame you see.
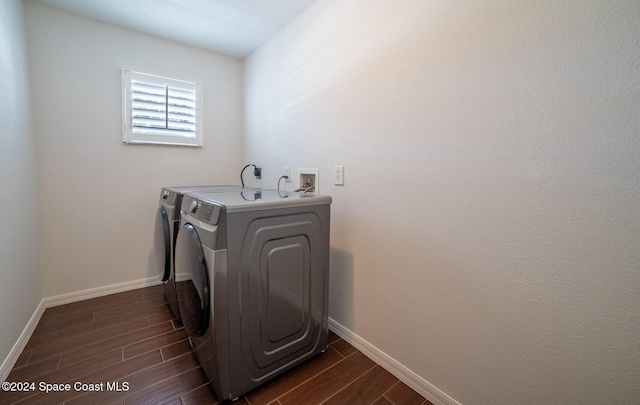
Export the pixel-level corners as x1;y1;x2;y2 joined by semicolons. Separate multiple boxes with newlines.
121;70;203;147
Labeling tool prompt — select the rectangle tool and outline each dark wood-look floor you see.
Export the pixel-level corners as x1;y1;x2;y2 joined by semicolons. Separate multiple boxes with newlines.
1;285;431;405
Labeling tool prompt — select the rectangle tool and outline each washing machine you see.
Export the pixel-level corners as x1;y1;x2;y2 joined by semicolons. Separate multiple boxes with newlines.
174;188;331;400
154;185;247;321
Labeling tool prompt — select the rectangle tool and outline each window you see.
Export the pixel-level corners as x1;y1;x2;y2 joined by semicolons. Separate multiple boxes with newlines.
122;70;203;147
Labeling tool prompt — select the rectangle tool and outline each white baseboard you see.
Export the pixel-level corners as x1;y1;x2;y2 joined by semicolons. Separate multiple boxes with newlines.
328;318;461;405
0;300;46;382
0;276;161;382
41;276;161;309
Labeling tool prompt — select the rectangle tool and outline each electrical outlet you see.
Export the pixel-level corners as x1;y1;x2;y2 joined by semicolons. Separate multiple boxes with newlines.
334;165;344;185
284;167;291;182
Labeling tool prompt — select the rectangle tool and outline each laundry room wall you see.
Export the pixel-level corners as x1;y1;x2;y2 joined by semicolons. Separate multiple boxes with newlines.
24;1;244;298
0;0;41;372
245;0;640;404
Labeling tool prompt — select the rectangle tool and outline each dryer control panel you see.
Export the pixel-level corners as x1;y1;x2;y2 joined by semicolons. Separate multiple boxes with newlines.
185;197;221;225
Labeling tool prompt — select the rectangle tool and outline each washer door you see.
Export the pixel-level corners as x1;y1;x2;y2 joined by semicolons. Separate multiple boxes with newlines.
154;207;171;282
174;223;210;337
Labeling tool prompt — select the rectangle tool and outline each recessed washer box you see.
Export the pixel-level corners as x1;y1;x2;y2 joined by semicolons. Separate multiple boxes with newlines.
298;168;319;193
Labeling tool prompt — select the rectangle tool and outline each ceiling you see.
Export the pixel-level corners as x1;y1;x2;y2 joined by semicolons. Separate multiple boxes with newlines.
33;0;318;58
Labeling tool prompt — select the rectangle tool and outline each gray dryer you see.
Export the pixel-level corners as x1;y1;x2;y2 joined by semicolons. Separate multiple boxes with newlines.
174;188;331;400
154;185;246;321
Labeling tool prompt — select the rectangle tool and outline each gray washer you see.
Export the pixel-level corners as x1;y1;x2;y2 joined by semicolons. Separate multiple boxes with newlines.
174;189;331;400
154;185;247;321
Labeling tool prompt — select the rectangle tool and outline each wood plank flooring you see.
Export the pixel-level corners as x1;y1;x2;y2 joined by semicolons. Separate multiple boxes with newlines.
0;285;431;405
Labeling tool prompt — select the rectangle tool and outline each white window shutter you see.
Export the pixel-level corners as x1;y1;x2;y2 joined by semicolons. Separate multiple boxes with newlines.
122;70;203;147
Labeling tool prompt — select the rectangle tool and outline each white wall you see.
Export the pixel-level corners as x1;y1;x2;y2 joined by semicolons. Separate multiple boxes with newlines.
24;1;245;297
245;0;640;404
0;0;41;368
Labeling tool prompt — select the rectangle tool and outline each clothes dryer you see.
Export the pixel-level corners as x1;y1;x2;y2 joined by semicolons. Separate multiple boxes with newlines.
154;185;246;321
174;189;331;400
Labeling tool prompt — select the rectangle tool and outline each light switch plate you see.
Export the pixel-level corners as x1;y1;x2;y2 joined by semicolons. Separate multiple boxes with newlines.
334;165;344;185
